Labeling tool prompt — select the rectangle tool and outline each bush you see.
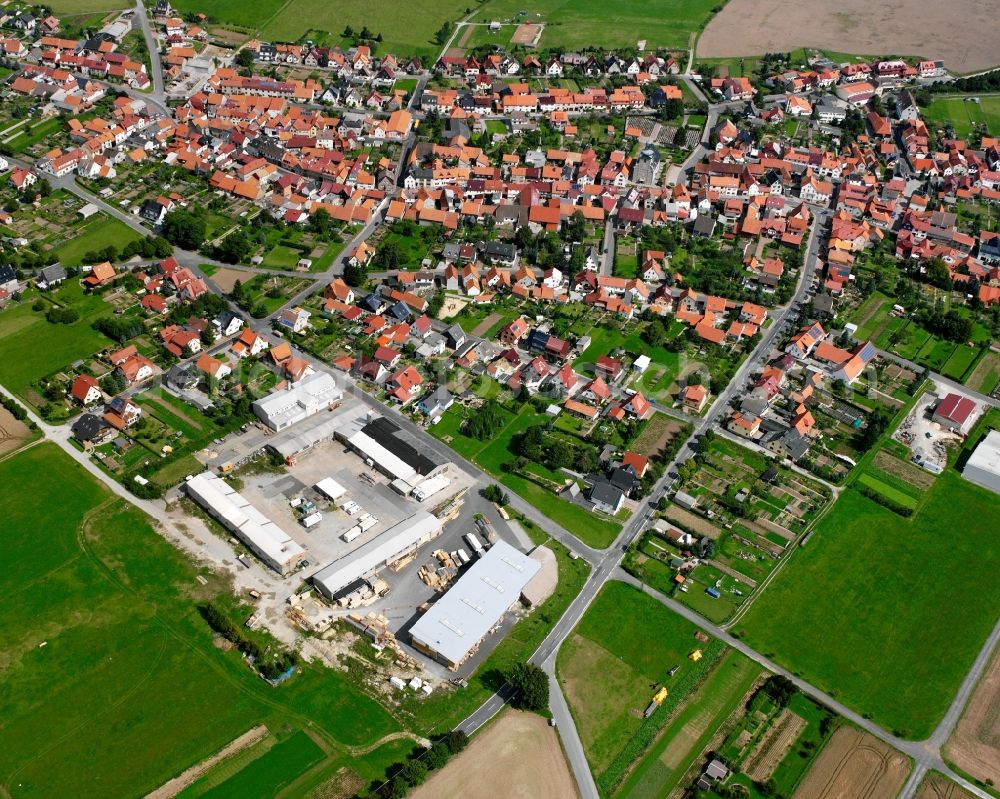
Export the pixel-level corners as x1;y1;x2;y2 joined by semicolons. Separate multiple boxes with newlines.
858;485;914;517
46;306;79;324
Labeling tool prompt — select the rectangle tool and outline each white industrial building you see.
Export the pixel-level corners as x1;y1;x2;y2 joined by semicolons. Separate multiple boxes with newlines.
252;371;343;431
409;540;541;669
963;430;1000;495
185;472;305;575
315;477;347;501
312;511;442;599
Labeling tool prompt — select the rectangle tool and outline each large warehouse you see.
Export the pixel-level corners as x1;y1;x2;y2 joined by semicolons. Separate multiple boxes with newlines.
312;511;442;599
252;371;342;431
963;430;1000;495
409;540;541;669
344;416;447;485
185;472;305;575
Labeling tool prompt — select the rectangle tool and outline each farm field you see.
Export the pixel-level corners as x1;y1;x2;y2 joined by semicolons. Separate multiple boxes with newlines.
945;642;1000;787
0;405;33;457
916;773;980;799
0;284;115;397
46;0;129;13
923;95;1000;137
260;0;471;58
734;472;1000;739
0;443;407;799
168;0;285;30
697;0;999;73
480;0;719;50
617;651;761;799
556;581;726;789
55;215;144;267
965;351;1000;395
791;726;910;799
409;710;577;799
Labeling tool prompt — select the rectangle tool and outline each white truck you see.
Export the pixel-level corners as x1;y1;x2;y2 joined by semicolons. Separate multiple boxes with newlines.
463;532;485;557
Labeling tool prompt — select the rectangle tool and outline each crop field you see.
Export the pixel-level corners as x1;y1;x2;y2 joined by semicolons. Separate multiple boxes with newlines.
915;773;979;799
791;727;910;799
410;711;577;799
965;351;1000;395
480;0;719;50
0;444;410;799
734;472;1000;739
856;472;919;509
941;345;982;382
945;642;1000;787
923;96;1000;137
618;651;761;799
0;405;32;457
46;0;128;13
169;0;286;30
259;0;471;58
557;582;725;786
698;0;999;73
0;285;115;398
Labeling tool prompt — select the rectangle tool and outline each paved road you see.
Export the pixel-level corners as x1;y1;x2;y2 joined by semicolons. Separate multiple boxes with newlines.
878;347;1000;409
456;208;829;797
133;0;167;107
614;571;996;799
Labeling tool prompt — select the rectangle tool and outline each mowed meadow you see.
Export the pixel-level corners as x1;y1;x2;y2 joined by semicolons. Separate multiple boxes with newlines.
734;472;1000;739
0;444;405;798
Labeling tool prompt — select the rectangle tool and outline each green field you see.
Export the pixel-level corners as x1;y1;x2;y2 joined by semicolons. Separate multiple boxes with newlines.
261;243;305;270
45;0;128;13
619;651;761;799
856;472;919;509
735;471;1000;739
0;444;409;799
169;0;286;30
0;284;114;396
198;731;325;799
557;582;725;780
923;95;1000;137
431;403;622;548
260;0;472;58
481;0;719;50
56;215;145;267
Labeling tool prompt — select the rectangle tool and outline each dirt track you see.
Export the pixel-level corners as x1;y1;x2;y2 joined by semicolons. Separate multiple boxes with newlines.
945;644;1000;786
698;0;998;73
792;727;909;799
410;710;578;799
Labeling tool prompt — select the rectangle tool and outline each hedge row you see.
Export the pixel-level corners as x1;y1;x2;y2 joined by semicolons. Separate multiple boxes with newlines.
857;485;914;517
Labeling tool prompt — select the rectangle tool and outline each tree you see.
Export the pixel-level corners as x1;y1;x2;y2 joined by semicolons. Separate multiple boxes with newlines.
424;741;451;770
445;730;468;754
760;674;798;707
507;662;548;712
342;24;354;37
434;21;453;46
161;209;206;250
344;261;368;287
483;483;509;505
215;230;253;264
661;97;684;121
234;48;254;69
673;124;688;146
375;238;404;269
400;759;428;786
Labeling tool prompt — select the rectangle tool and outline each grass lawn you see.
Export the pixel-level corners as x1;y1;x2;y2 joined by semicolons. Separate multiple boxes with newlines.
55;215;145;266
557;582;726;780
941;344;980;382
195;730;325;799
482;0;718;50
923;95;1000;137
260;0;472;58
169;0;285;29
576;324;681;382
8;117;64;153
856;472;918;509
0;283;114;396
431;403;621;548
261;243;305;270
734;471;1000;739
0;444;406;799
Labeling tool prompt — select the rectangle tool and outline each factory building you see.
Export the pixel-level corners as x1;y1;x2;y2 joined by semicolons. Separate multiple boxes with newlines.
184;472;305;575
408;540;541;669
344;415;448;487
312;511;442;599
963;430;1000;495
252;371;343;431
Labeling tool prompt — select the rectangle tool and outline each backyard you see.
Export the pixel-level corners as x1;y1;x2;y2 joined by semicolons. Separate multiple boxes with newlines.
734;471;1000;739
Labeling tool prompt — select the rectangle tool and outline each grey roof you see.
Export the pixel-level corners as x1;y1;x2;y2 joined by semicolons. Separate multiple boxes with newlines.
408;539;540;665
588;479;624;506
